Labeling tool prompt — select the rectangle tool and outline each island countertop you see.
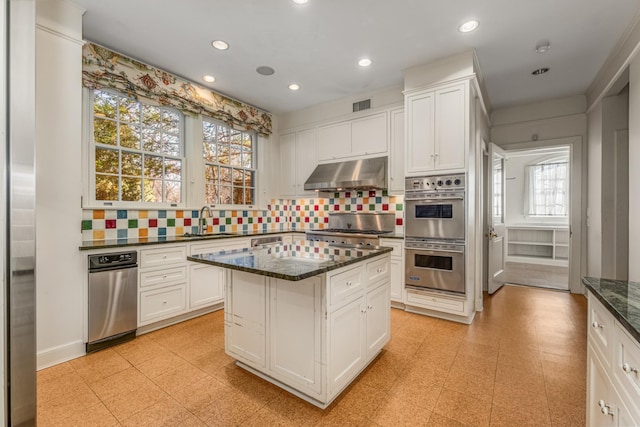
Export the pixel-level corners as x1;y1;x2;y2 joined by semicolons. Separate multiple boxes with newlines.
582;276;640;343
188;240;393;281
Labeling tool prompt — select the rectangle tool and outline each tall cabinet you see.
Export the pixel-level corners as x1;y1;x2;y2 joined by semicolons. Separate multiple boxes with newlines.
404;81;467;175
279;129;318;197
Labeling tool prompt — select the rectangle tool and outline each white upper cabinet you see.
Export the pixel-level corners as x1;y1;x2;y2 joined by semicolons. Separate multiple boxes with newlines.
279;129;318;197
318;112;388;162
318;122;351;160
405;82;467;175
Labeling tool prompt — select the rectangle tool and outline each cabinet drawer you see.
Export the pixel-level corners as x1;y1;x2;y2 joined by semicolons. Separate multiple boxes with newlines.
613;324;640;412
588;293;613;367
366;257;390;286
139;284;187;325
406;291;465;314
140;246;186;269
140;266;187;288
379;239;402;257
329;266;364;307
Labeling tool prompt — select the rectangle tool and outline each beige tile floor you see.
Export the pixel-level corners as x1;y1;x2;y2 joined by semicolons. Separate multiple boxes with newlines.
37;284;587;426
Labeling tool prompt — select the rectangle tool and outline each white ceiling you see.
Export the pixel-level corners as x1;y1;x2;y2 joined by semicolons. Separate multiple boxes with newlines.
71;0;640;115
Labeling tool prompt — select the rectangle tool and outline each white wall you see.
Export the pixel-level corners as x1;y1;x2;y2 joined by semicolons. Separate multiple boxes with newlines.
587;103;603;278
277;84;403;132
35;0;86;368
629;54;640;280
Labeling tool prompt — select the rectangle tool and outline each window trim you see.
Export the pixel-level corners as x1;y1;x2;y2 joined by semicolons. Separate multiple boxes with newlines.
84;88;187;209
201;116;258;209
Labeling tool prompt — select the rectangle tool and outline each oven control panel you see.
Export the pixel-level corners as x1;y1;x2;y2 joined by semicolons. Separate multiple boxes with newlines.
405;174;465;191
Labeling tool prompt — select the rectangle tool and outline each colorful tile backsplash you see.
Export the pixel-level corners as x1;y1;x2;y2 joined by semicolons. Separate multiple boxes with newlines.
81;190;404;241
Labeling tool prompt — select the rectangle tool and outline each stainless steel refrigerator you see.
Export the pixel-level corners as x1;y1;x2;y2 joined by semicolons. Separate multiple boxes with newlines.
3;0;37;425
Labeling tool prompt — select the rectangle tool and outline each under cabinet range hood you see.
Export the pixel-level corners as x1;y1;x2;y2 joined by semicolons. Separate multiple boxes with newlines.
304;156;388;192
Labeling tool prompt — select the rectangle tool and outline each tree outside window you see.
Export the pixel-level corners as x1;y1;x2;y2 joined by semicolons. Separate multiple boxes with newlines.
203;118;256;206
93;90;183;204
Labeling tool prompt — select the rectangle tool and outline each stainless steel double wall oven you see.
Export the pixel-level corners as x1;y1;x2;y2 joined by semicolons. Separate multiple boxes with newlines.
404;174;466;295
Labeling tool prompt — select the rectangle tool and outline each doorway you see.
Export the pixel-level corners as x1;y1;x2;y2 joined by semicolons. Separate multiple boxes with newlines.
483;136;584;294
502;146;571;291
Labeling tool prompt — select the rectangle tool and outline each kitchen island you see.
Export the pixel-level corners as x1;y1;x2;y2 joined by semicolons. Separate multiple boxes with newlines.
188;240;393;408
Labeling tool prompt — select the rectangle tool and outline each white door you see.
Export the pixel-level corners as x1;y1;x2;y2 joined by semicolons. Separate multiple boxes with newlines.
487;143;506;294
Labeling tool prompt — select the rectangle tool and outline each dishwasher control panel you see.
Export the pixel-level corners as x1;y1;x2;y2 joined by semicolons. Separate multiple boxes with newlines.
89;251;137;270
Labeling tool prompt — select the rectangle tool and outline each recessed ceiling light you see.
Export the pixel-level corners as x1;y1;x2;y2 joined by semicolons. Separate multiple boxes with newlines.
211;40;229;50
358;58;372;67
531;67;550;75
535;41;551;54
256;66;275;76
292;0;308;4
202;75;216;83
458;20;479;33
288;83;300;91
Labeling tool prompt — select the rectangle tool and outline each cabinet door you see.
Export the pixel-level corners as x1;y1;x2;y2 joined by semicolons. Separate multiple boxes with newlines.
351;112;387;156
328;296;366;395
365;284;390;358
434;84;466;170
189;264;224;309
226;271;266;367
318;121;351;161
269;277;322;396
405;91;435;174
389;257;404;302
279;133;297;197
587;345;616;427
296;128;318;195
388;108;405;193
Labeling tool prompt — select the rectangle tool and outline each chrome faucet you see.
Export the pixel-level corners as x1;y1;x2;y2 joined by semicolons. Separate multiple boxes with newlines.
199;205;214;235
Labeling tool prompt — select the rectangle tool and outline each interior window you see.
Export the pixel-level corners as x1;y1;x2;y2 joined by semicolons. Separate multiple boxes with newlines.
526;158;569;217
202;118;256;206
92;89;184;205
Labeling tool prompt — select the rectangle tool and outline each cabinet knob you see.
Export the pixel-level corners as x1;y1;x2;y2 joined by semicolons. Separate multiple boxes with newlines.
162;300;167;304
346;281;352;286
622;363;639;374
361;308;367;314
591;321;603;329
376;268;382;273
367;305;373;310
598;400;614;417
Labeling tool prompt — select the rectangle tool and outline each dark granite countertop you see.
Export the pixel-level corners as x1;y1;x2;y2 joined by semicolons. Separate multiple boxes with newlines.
188;240;393;281
79;229;404;251
582;277;640;343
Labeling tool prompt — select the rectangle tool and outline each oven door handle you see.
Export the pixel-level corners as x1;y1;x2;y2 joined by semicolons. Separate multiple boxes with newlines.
406;248;464;254
405;196;464;202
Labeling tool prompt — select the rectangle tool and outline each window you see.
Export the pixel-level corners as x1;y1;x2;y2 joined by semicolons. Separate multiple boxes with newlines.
92;90;183;205
202;118;256;205
526;160;569;216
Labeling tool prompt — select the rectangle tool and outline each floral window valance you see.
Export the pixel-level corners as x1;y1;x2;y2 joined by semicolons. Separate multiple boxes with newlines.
82;43;272;136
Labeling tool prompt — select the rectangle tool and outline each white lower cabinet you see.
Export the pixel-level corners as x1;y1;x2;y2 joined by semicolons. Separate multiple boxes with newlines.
225;271;267;367
587;292;640;426
269;277;323;397
189;263;224;309
328;295;366;395
224;254;391;407
365;283;390;357
139;283;187;325
138;245;189;326
379;238;404;303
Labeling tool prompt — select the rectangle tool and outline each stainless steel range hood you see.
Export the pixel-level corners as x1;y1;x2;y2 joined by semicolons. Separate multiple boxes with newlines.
304;156;387;192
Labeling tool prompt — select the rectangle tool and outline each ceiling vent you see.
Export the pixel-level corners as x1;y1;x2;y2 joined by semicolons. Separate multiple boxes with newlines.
352;99;371;112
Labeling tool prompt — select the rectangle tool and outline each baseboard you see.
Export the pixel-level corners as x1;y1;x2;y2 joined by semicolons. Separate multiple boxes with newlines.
37;340;85;370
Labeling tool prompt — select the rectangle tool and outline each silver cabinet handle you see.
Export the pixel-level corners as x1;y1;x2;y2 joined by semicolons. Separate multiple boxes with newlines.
622;363;639;374
598;400;614;417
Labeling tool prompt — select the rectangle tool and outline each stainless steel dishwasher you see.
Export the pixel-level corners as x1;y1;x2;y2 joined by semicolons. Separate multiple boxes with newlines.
87;251;138;353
